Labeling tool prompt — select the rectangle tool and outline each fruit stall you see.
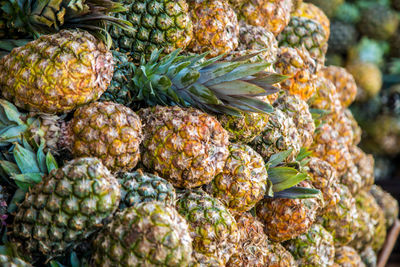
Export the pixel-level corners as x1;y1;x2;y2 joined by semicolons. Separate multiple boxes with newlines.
0;0;399;266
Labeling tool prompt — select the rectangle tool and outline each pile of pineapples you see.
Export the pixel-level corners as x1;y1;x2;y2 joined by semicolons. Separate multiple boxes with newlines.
0;0;398;266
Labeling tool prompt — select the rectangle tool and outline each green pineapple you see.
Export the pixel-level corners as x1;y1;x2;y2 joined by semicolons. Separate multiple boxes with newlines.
92;201;193;266
328;21;358;54
10;157;121;259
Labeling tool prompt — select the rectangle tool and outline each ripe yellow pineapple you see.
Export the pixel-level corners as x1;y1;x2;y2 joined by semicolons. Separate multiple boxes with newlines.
274;47;317;101
344;109;362;146
138;106;229;188
188;0;239;57
309;76;342;120
229;0;293;36
0;30;114;113
334;246;365;267
350;146;375;192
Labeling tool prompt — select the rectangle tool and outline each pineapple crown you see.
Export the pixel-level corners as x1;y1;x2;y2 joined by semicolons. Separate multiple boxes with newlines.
0;0;133;47
128;49;286;116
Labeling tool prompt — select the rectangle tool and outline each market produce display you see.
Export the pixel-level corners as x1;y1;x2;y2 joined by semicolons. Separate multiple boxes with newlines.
0;0;398;266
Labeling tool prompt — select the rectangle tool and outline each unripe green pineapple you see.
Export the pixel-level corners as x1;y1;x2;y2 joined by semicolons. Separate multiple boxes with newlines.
176;189;240;265
92;201;193;266
10;157;121;259
118;170;176;209
206;143;271;213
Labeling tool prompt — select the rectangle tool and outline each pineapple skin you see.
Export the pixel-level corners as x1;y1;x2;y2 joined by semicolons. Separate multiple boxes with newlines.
109;0;193;62
207;143;269;213
0;30;114;114
255;181;321;242
283;224;335;267
10;158;121;259
176;190;240;265
274;47;317;101
188;0;239;57
292;2;330;40
334;246;365;267
347;62;382;102
92;202;193;266
138;106;229;189
68;102;143;172
370;185;399;229
118;170;176;209
350;146;375;193
309;76;342;120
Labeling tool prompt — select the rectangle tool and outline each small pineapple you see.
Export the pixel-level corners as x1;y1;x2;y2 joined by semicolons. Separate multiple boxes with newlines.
67;102;143;172
118;170;176;210
250;109;301;163
176;189;240;265
109;0;193;61
10;158;121;259
277;16;328;65
274;92;315;148
334;246;365;267
188;0;239;57
255;180;321;242
92;202;193;266
283;224;335;267
292;2;330;40
138;106;229;188
370;185;399;228
274;47;317;101
207;143;270;213
319;184;359;247
319;66;358;108
230;0;293;36
0;30;114;113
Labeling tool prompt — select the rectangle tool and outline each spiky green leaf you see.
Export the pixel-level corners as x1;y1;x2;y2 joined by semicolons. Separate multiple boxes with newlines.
272;187;322;199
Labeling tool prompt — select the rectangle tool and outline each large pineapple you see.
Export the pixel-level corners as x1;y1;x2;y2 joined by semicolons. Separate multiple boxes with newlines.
92;201;193;266
292;2;330;40
226;213;296;267
207;143;270;213
230;0;293;36
255;180;321;242
283;224;335;267
318;66;358;108
188;0;239;57
176;189;240;264
250;109;301;163
67;101;143;172
118;170;176;209
278;16;328;65
334;246;365;267
138;106;229;188
109;0;193;61
274;47;317;101
370;185;399;228
319;184;359;247
0;30;114;113
274;92;315;148
10;157;121;259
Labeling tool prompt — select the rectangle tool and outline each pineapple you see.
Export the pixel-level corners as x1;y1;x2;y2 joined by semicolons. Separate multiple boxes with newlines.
350;146;375;192
292;2;330;40
188;0;239;57
347;62;382;102
206;143;270;213
330;112;355;147
277;16;328;65
250;109;301;163
307;157;340;213
118;170;176;210
306;0;344;18
109;0;193;61
274;92;315;148
283;224;335;267
255;180;321;242
344;109;362;146
370;185;399;228
274;47;317;101
350;191;387;252
340;162;363;196
0;30;114;114
334;246;364;267
360;246;377;267
309;76;342;120
328;21;358;54
226;213;296;267
359;4;399;40
67;101;143;172
319;184;359;247
176;189;240;265
318;66;358;108
230;0;293;36
10;157;121;259
191;252;224;266
138;106;229;188
92;201;192;266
